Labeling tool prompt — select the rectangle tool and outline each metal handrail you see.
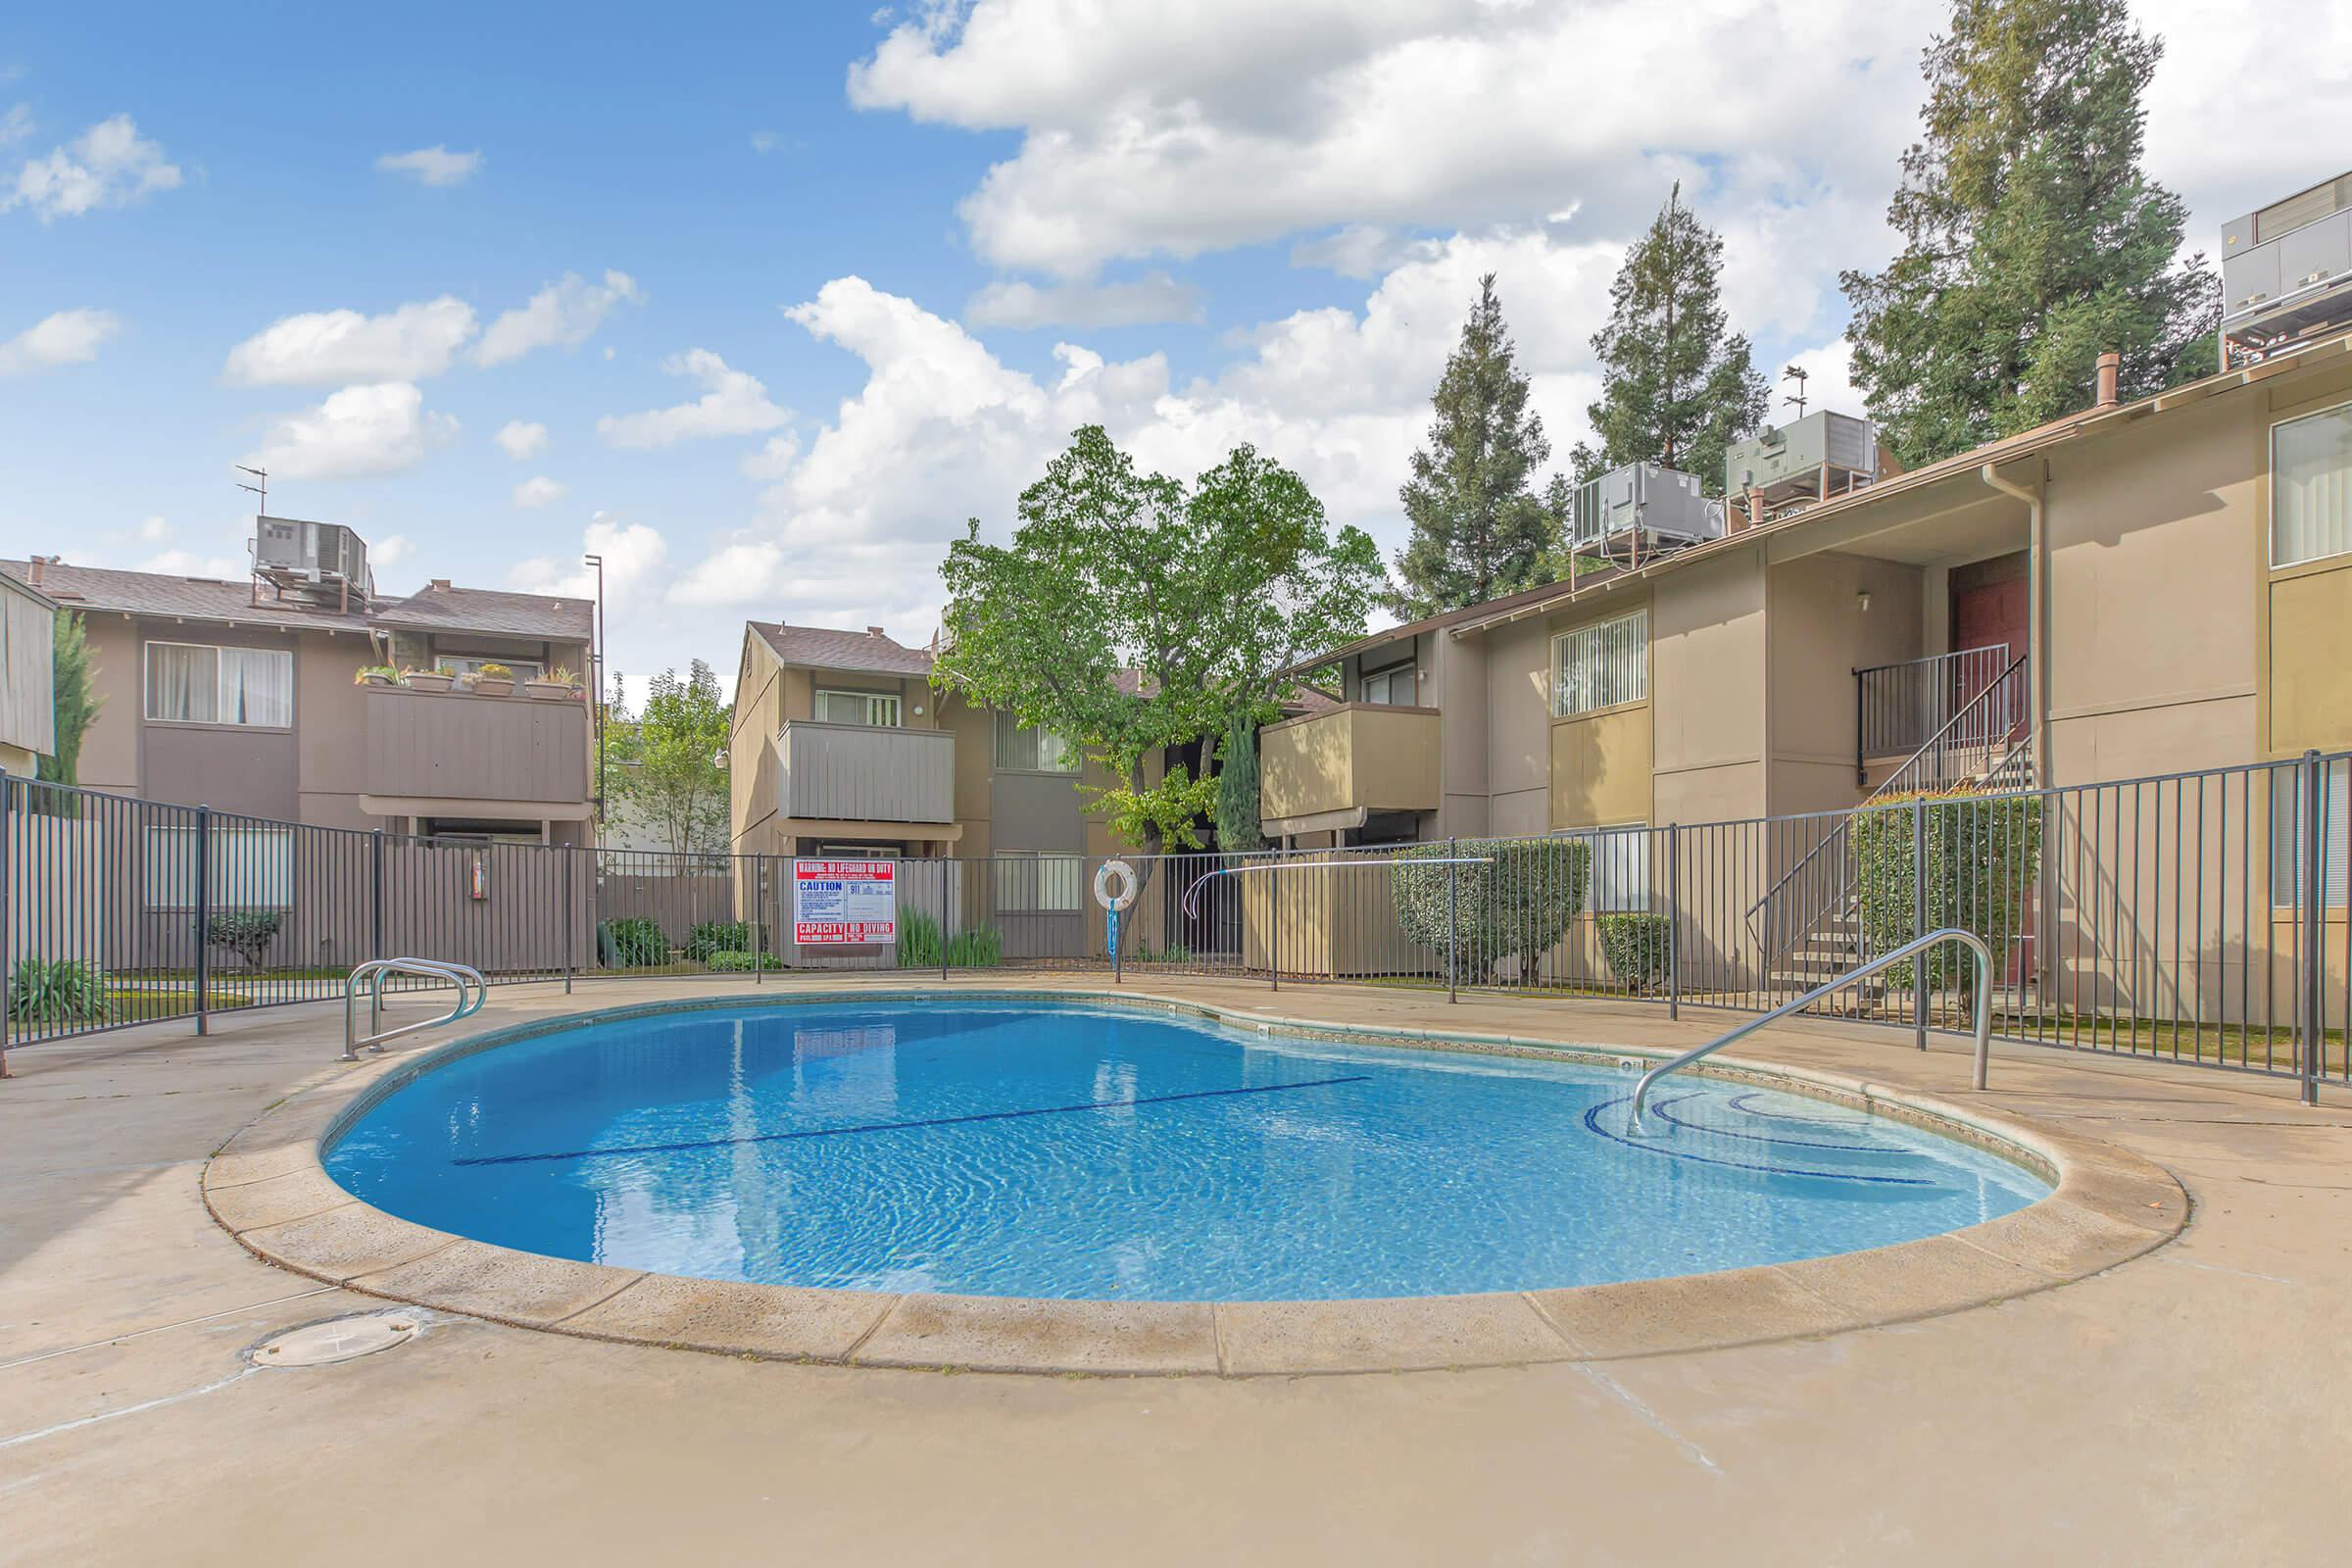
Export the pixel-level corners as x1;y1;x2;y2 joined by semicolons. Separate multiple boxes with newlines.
1177;855;1494;919
1629;926;1993;1131
343;956;487;1060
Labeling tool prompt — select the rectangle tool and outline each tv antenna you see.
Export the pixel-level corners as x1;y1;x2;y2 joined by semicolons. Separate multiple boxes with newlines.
1782;365;1809;418
235;465;268;514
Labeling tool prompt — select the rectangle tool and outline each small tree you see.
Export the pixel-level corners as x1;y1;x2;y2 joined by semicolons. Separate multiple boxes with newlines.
1211;711;1265;854
604;662;731;859
1391;274;1563;615
1573;183;1768;495
1391;838;1592;985
34;610;103;815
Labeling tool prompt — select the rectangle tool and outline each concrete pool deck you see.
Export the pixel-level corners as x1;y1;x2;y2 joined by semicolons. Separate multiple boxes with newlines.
5;973;2348;1563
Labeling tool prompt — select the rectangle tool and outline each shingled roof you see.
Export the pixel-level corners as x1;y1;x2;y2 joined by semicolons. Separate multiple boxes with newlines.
0;560;591;643
750;621;937;677
370;581;594;640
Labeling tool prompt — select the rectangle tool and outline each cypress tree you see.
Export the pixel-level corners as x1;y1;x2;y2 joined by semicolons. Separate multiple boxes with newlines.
1572;183;1768;496
1840;0;2218;466
1211;711;1265;853
1391;274;1561;616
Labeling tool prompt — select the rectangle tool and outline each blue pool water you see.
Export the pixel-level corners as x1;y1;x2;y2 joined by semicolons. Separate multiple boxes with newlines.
324;1000;2048;1301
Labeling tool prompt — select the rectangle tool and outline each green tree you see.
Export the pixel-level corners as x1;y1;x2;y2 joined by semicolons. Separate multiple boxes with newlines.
35;611;103;812
936;426;1384;856
1573;183;1768;497
1840;0;2218;466
1211;710;1265;854
1391;274;1562;615
603;662;731;858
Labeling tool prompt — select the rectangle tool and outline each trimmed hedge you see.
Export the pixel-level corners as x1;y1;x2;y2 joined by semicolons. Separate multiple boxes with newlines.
1391;837;1592;985
705;949;780;972
1849;788;2042;993
1596;912;1672;995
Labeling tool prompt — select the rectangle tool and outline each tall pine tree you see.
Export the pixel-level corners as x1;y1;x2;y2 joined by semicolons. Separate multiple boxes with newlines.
1841;0;2218;466
1573;183;1768;497
1391;274;1561;616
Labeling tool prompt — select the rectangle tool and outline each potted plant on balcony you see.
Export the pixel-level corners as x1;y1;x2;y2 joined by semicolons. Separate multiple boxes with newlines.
353;663;399;688
525;664;580;701
469;662;515;698
402;663;456;694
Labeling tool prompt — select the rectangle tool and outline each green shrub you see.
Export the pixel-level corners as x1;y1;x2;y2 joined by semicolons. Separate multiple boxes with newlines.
7;956;111;1022
1596;912;1672;995
1391;837;1592;984
1849;789;2042;994
205;910;283;969
896;911;1003;968
705;949;780;972
686;920;752;961
601;916;668;967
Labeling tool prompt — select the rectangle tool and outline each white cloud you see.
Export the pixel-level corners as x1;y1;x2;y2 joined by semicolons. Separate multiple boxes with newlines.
373;533;416;565
0;104;32;146
5;115;180;220
375;145;482;186
964;270;1204;329
245;382;458;480
510;514;669;604
0;307;121;374
513;475;567;509
496;418;549;460
222;296;478;386
741;431;800;480
474;270;643;368
137;547;247;579
597;348;789;449
137;514;171;544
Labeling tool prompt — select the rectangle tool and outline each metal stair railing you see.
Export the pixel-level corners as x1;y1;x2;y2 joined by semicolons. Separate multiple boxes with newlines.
343;956;487;1060
1630;927;1994;1130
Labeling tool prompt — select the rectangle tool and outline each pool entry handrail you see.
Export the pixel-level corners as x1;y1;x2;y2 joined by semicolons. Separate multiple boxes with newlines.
344;956;487;1060
1629;928;1994;1131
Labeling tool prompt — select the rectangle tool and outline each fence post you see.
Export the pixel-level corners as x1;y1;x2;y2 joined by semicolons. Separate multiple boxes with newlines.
193;804;212;1038
1446;836;1459;1004
1666;824;1680;1021
563;848;575;995
0;772;12;1078
754;858;765;986
1270;850;1281;993
1911;795;1928;1052
2301;751;2325;1106
368;827;384;961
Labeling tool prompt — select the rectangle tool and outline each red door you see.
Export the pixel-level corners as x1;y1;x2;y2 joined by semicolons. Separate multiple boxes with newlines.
1950;559;2029;741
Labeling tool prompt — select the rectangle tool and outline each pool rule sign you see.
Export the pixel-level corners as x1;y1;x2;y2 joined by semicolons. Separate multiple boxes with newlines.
792;858;898;945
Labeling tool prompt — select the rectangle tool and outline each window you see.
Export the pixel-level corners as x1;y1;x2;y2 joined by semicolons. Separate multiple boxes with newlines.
142;824;294;909
2271;762;2349;907
2274;402;2352;567
1359;658;1415;706
1563;825;1652;913
996;851;1084;912
1550;610;1647;717
994;710;1079;771
815;689;902;726
144;642;293;727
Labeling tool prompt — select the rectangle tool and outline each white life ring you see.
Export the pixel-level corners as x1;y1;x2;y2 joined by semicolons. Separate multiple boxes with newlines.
1093;858;1139;911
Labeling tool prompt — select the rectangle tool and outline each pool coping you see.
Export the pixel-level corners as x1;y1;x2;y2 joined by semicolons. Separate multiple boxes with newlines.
201;987;2188;1378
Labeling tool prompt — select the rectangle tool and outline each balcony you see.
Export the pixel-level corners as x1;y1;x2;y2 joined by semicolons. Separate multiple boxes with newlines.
774;719;955;827
1259;704;1441;837
362;686;591;814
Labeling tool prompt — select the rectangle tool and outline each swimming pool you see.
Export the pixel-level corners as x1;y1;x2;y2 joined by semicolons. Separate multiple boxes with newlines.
323;998;2048;1302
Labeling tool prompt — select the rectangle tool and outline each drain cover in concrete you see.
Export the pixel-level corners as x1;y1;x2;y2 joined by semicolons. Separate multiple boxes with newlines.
253;1313;417;1367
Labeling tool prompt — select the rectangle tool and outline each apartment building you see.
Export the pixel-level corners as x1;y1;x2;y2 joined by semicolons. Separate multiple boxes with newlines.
725;621;1129;959
0;570;57;778
2;529;595;842
1265;327;2352;849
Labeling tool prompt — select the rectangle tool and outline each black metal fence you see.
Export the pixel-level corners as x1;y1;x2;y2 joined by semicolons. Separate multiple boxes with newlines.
3;757;2345;1100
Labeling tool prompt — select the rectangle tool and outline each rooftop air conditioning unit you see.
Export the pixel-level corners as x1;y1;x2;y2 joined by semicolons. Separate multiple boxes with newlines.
2222;171;2352;369
1725;410;1890;526
1571;462;1725;562
254;516;373;603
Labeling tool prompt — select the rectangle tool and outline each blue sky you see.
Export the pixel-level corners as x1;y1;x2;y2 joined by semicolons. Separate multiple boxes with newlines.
4;1;2347;698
